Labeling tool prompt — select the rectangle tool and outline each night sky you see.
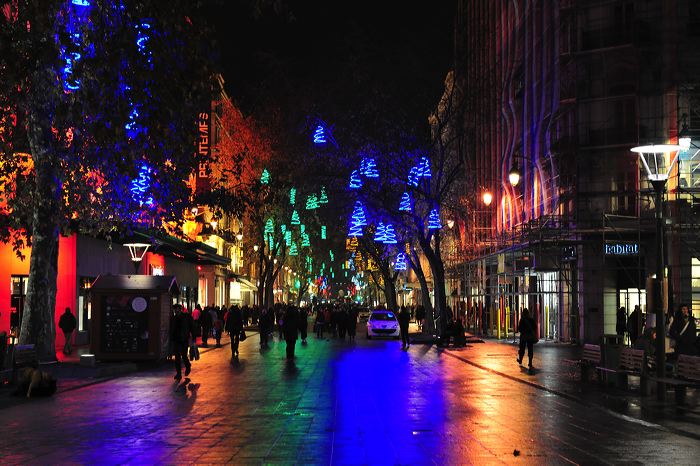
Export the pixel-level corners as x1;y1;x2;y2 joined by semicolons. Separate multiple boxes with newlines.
205;0;455;137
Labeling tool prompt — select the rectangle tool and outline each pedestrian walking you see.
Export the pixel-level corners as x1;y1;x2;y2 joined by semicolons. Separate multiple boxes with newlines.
516;308;537;372
259;308;270;349
276;306;285;339
210;307;222;347
347;307;357;341
298;307;308;344
616;306;627;338
627;305;642;345
58;307;77;355
315;308;325;338
226;305;243;359
200;306;212;347
283;306;299;360
337;308;347;340
398;305;411;349
170;304;194;380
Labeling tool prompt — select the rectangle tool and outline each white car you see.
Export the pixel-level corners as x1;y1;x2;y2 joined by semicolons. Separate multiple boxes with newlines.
366;310;400;339
358;307;371;322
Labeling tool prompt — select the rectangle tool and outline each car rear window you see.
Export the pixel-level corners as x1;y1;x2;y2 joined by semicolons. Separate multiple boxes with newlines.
370;312;396;321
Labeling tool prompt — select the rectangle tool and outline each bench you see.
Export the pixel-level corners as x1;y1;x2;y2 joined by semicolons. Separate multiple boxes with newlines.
648;354;700;404
597;347;647;392
564;344;601;382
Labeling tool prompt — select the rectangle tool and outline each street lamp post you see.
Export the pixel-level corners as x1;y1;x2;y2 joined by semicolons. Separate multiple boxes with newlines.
630;143;681;400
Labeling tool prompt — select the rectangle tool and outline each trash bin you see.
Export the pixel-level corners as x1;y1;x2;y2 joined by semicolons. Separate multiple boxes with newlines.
600;334;623;384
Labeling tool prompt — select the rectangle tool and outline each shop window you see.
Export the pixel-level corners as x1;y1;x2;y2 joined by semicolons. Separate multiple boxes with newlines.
198;277;208;307
692;258;700;312
10;275;28;335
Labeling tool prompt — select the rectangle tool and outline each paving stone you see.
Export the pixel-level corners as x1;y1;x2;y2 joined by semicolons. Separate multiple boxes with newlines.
0;328;698;463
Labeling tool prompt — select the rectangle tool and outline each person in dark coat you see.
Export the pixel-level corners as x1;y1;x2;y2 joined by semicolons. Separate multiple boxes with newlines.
315;308;325;338
337;308;347;340
283;306;299;360
200;306;212;347
616;306;627;337
627;305;642;345
298;307;308;344
225;305;243;359
258;308;270;349
347;307;358;341
670;304;697;356
170;304;194;380
517;308;537;372
58;307;77;355
453;318;466;347
398;306;411;349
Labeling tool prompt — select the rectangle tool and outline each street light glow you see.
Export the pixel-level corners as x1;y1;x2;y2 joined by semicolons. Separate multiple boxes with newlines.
482;191;493;206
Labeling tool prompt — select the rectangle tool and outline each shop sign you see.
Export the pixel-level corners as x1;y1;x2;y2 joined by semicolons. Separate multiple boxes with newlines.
604;242;638;256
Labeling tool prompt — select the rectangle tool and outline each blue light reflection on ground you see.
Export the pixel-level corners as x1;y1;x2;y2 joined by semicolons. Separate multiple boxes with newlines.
331;343;448;464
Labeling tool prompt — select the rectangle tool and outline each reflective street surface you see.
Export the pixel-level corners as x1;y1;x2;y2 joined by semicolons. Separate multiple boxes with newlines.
1;329;698;465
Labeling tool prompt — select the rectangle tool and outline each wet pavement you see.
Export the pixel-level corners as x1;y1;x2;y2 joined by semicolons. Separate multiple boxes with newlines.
0;326;698;465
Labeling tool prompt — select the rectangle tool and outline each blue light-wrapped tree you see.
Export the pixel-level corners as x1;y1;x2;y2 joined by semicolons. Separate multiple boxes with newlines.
374;222;387;242
383;223;398;244
417;156;431;178
428;208;442;229
364;158;379;178
349;169;363;189
394;252;407;271
399;192;412;211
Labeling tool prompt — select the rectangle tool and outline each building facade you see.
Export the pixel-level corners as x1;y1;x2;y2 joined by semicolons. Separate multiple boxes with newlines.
449;0;700;343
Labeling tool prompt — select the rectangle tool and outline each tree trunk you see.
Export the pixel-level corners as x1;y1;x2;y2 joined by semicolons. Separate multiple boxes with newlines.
296;284;309;307
410;247;434;334
420;236;447;336
19;111;61;361
380;268;398;312
257;251;265;307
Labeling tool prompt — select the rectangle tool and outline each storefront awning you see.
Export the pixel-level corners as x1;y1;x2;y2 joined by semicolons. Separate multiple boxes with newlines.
127;231;230;266
237;277;257;291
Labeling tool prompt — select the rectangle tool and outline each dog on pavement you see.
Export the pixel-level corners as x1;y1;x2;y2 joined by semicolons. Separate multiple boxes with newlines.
13;367;57;398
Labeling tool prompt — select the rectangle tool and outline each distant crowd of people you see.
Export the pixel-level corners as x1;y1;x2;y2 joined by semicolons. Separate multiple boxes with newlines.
168;302;370;380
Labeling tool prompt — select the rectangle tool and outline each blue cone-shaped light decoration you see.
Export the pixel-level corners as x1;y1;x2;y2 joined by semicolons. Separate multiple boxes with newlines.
348;224;363;237
428;208;442;229
364;158;379;178
264;218;274;234
291;210;300;225
319;186;329;204
301;233;310;247
374;222;387;242
383;223;398;244
130;163;154;208
399;192;412;211
349;169;363;189
289;243;299;256
313;125;327;144
418;156;431;178
395;252;407;271
407;166;419;187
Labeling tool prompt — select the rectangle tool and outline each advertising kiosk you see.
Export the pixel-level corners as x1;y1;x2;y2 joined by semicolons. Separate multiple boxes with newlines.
90;275;178;361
